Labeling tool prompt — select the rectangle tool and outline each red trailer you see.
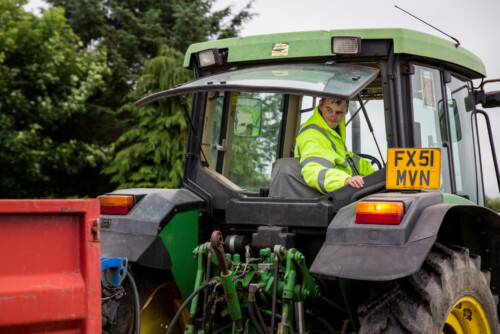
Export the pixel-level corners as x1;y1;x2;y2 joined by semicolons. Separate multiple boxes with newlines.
0;199;101;333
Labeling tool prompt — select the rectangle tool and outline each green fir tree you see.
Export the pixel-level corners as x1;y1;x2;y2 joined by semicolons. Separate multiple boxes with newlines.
102;46;192;188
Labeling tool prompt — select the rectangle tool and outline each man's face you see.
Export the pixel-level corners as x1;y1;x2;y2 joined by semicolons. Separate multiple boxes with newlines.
319;99;348;129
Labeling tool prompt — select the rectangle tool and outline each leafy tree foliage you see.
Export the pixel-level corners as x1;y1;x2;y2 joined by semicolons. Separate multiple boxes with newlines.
102;46;192;188
45;0;254;106
44;0;254;191
485;196;500;212
0;0;111;198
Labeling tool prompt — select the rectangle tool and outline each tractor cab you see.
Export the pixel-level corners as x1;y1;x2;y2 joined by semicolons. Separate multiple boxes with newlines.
136;30;498;229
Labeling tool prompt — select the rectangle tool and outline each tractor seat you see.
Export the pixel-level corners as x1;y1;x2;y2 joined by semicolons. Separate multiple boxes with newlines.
268;158;322;198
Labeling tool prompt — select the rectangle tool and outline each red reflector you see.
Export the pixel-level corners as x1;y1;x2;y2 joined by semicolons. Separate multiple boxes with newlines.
100;205;131;215
356;212;402;225
355;202;404;225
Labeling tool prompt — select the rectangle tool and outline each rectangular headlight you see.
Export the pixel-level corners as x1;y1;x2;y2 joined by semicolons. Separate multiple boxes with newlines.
332;36;361;54
197;48;223;67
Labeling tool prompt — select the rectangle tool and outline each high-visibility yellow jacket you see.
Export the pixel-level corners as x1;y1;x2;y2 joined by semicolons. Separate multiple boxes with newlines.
294;107;374;194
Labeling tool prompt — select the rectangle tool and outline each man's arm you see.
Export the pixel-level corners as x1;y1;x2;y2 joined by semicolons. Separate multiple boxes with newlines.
296;136;351;193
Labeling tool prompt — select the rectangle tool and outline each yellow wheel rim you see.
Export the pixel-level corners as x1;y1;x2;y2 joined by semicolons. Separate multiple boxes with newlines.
139;280;190;334
442;296;491;334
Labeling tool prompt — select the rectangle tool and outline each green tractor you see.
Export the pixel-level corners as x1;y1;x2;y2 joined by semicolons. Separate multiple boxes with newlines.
98;28;500;333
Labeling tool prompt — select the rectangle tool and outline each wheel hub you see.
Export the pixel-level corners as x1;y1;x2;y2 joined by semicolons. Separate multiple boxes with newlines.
443;296;491;334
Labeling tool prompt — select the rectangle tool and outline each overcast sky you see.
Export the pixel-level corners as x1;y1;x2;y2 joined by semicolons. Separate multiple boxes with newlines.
26;0;500;197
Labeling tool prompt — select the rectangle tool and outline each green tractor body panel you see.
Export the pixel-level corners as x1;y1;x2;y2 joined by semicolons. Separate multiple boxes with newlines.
158;210;199;299
184;28;486;77
442;193;477;205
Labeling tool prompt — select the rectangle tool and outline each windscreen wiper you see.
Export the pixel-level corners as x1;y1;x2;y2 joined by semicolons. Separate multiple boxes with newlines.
357;94;386;167
179;95;210;167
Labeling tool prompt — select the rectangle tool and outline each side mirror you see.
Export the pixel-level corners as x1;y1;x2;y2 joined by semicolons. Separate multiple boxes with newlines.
234;97;262;137
476;79;500;108
482;91;500;108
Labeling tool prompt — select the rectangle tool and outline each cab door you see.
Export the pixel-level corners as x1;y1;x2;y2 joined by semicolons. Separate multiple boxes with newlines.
408;64;483;203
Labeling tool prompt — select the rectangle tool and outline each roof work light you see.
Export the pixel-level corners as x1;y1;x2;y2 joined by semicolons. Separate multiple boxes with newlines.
332;36;361;54
197;48;224;67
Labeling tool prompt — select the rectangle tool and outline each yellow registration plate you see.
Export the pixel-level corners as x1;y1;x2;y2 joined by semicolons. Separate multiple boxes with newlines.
386;148;441;190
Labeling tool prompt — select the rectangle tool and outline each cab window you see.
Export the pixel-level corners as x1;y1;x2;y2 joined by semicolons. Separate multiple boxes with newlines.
207;92;285;192
445;74;482;203
410;65;452;193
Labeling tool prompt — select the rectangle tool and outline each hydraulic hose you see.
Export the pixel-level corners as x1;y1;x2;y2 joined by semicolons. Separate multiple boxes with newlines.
313;315;336;334
126;269;141;334
208;295;224;334
248;299;266;334
254;300;269;334
248;284;267;334
165;280;217;334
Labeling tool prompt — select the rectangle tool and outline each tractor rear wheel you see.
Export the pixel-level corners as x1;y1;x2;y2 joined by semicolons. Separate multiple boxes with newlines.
357;243;499;334
103;268;188;334
139;279;189;334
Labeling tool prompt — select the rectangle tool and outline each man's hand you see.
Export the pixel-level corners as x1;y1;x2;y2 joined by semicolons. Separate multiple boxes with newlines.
345;175;364;188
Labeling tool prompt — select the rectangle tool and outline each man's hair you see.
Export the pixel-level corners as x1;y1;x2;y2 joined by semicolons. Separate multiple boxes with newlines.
319;98;350;110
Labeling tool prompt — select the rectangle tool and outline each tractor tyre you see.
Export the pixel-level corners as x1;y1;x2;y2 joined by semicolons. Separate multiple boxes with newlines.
357;243;499;334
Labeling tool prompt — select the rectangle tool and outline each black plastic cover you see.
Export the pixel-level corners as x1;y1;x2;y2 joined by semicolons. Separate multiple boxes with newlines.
225;168;387;228
310;192;444;280
101;188;203;268
252;226;296;250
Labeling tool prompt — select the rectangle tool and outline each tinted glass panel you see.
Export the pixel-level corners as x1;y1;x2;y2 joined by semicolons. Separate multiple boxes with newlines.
345;99;387;168
228;93;284;191
136;64;379;107
411;65;452;193
446;75;480;203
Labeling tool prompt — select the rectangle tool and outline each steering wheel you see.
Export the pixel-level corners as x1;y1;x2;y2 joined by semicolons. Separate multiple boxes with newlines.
356;153;382;170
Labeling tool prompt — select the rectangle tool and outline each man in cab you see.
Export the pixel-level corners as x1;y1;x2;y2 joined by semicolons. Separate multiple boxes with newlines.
294;98;374;194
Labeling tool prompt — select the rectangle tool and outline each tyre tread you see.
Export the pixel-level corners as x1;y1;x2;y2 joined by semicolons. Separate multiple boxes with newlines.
358;243;500;334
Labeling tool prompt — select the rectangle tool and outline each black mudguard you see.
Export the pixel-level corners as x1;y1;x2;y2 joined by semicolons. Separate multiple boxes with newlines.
310;192;500;282
100;188;204;269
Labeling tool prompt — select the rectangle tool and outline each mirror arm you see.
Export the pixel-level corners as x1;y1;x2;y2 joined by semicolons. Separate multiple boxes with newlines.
480;78;500;90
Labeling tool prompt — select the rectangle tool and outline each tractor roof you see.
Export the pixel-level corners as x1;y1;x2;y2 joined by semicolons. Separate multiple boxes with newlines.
184;28;485;78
